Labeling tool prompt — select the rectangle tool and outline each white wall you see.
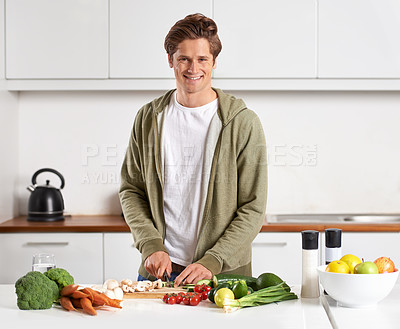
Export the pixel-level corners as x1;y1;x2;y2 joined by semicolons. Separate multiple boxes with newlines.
0;0;19;223
16;90;400;216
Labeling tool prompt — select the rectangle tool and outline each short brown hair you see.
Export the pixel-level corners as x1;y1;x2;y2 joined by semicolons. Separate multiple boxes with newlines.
164;13;222;61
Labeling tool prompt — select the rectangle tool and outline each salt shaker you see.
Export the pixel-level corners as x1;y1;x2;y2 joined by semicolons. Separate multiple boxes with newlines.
301;230;320;298
325;228;342;265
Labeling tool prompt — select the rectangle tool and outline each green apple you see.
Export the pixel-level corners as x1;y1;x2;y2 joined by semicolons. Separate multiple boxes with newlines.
354;261;379;274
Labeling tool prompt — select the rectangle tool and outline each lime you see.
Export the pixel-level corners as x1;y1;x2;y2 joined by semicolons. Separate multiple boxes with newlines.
232;280;248;299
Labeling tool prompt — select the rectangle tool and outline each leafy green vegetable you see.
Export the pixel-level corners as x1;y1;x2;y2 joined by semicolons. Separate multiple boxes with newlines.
15;271;59;310
223;282;298;312
44;268;74;292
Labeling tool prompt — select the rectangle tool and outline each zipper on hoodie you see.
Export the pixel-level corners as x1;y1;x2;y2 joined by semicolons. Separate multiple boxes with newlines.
195;107;247;258
153;112;166;241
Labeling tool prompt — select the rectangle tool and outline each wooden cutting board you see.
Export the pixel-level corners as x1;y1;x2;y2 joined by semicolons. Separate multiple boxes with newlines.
123;287;187;299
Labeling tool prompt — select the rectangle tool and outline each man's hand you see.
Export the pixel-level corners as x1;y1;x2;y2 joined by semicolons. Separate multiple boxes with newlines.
144;251;172;279
174;263;212;286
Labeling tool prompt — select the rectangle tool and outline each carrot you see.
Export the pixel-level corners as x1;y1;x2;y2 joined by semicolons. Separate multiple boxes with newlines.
71;290;90;299
80;287;99;303
104;298;122;309
60;284;80;297
59;296;76;312
81;287;108;306
80;297;97;316
70;298;82;309
80;287;122;309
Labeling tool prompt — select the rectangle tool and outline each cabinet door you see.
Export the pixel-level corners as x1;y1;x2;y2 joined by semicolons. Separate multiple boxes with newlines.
340;232;400;264
110;0;212;78
103;233;142;281
6;0;108;79
0;233;103;284
319;0;400;78
252;233;303;285
213;0;316;78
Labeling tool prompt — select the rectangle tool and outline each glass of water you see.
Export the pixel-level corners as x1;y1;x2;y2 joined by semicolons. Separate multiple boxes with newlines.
32;253;56;273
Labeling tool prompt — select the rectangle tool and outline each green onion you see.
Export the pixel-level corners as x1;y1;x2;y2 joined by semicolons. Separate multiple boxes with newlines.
223;282;298;313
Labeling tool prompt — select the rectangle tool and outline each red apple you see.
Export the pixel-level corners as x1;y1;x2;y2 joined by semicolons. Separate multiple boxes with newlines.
374;257;395;273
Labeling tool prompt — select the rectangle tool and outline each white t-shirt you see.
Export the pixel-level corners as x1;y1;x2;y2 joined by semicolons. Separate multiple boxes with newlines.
162;92;218;266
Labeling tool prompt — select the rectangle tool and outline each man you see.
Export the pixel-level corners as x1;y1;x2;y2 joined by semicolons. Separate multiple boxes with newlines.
119;13;267;286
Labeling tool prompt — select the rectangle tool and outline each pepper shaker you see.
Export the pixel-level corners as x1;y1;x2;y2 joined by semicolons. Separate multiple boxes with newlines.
325;228;342;265
301;230;320;298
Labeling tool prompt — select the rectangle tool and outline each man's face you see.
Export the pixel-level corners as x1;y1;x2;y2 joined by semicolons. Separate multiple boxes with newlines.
168;38;216;96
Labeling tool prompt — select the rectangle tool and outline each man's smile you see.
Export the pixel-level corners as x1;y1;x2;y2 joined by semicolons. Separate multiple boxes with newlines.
184;75;202;80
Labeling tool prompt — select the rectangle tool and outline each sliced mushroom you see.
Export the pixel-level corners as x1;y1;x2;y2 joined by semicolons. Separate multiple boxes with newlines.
120;279;133;287
156;279;163;289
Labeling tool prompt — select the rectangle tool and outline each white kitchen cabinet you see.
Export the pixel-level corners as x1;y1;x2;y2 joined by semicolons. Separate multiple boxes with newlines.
213;0;316;78
5;0;108;79
0;233;103;284
103;233;142;281
318;0;400;78
321;232;400;264
109;0;212;78
252;232;303;285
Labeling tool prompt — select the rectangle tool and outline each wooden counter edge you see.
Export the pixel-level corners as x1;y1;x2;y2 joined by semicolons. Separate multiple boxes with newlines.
1;215;400;233
261;222;400;232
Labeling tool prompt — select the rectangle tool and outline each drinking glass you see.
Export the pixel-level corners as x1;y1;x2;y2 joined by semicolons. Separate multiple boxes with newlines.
32;253;56;273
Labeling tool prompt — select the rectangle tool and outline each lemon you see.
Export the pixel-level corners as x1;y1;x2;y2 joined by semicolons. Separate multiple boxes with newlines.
325;260;351;274
340;254;362;274
214;288;235;308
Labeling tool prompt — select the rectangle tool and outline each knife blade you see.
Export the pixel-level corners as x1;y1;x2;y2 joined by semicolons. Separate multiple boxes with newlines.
163;270;173;287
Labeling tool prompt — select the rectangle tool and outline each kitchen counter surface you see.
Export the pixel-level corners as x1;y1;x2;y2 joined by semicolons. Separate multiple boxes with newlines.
0;285;331;329
4;283;400;329
1;215;400;233
322;284;400;329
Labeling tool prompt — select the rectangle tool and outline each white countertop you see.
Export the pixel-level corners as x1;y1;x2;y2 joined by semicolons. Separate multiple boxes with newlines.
6;283;400;329
1;285;331;329
322;284;400;329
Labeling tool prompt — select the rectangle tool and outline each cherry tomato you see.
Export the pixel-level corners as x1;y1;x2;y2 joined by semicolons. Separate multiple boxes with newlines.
190;295;201;306
194;285;202;293
203;285;212;293
175;295;183;304
182;296;190;305
167;296;176;305
201;291;208;300
162;294;169;303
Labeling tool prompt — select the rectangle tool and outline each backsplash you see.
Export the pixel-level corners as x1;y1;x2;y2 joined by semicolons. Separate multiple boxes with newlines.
15;90;400;216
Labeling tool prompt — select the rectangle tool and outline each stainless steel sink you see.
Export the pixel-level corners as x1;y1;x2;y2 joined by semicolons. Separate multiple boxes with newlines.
343;215;400;223
267;214;400;224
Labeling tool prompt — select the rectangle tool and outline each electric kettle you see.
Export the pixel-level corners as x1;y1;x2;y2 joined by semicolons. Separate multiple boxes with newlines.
27;168;65;222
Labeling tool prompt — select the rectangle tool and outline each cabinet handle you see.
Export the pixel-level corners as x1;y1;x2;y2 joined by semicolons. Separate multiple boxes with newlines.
25;242;69;246
252;242;288;247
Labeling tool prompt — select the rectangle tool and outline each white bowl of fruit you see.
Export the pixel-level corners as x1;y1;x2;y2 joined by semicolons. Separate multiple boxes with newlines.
317;255;398;308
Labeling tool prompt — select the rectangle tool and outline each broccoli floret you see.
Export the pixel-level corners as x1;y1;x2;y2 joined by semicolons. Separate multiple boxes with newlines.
15;271;59;310
44;268;74;292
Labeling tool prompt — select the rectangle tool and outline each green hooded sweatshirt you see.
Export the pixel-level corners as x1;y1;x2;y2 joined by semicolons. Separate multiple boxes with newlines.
119;88;267;278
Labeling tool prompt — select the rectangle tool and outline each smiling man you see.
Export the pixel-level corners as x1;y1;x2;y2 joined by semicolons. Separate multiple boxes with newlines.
120;14;268;286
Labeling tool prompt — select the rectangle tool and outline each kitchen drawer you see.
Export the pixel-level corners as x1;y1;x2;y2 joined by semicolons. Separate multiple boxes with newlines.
103;233;142;281
0;233;103;284
252;232;303;285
